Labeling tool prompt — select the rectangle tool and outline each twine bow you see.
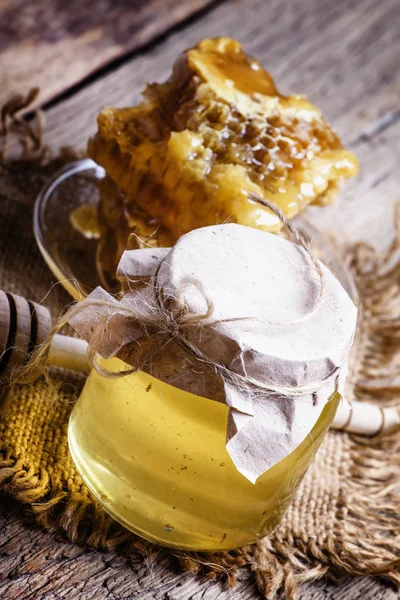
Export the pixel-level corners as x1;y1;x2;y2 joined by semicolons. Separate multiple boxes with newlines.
66;197;341;400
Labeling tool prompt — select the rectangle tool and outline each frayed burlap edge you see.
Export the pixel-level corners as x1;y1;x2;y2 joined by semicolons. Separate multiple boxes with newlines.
243;215;400;598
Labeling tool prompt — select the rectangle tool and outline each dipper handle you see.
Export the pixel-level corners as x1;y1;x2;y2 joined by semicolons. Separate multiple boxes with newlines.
0;290;52;380
0;291;397;437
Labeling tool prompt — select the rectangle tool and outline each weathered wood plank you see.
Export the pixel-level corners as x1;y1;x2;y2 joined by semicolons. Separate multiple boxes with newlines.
42;0;400;249
0;0;216;109
0;501;397;599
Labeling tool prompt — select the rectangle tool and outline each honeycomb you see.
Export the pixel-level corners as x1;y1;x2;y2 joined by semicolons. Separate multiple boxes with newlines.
89;38;358;290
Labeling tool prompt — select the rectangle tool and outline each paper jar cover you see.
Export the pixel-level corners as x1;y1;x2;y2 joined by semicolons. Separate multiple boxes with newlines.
69;224;358;483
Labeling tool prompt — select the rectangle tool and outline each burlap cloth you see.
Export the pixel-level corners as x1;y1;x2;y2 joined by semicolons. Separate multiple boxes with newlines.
0;119;399;599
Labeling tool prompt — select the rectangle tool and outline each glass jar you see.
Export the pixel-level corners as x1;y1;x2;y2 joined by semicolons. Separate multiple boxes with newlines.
35;160;353;551
68;357;339;551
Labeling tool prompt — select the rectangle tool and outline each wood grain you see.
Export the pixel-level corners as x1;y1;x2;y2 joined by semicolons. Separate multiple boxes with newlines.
42;0;400;249
1;0;399;598
0;501;397;599
0;0;216;109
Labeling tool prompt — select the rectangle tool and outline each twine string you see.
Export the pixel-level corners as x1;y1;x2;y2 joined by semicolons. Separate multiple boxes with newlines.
0;88;48;162
77;198;340;399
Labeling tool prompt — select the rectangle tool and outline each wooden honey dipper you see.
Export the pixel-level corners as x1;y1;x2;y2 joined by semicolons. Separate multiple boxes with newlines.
0;290;398;436
0;290;89;379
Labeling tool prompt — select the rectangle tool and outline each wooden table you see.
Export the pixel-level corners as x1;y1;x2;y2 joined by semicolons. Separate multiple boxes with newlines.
0;0;399;598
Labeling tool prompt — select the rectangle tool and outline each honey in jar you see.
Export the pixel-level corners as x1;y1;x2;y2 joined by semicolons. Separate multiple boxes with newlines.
69;363;339;550
67;224;357;550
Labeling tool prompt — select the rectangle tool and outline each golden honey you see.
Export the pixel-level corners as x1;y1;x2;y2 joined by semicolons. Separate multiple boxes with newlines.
68;357;339;551
89;38;358;290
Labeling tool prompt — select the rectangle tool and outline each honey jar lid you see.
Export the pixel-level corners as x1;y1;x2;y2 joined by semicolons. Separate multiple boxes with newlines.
156;224;356;389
